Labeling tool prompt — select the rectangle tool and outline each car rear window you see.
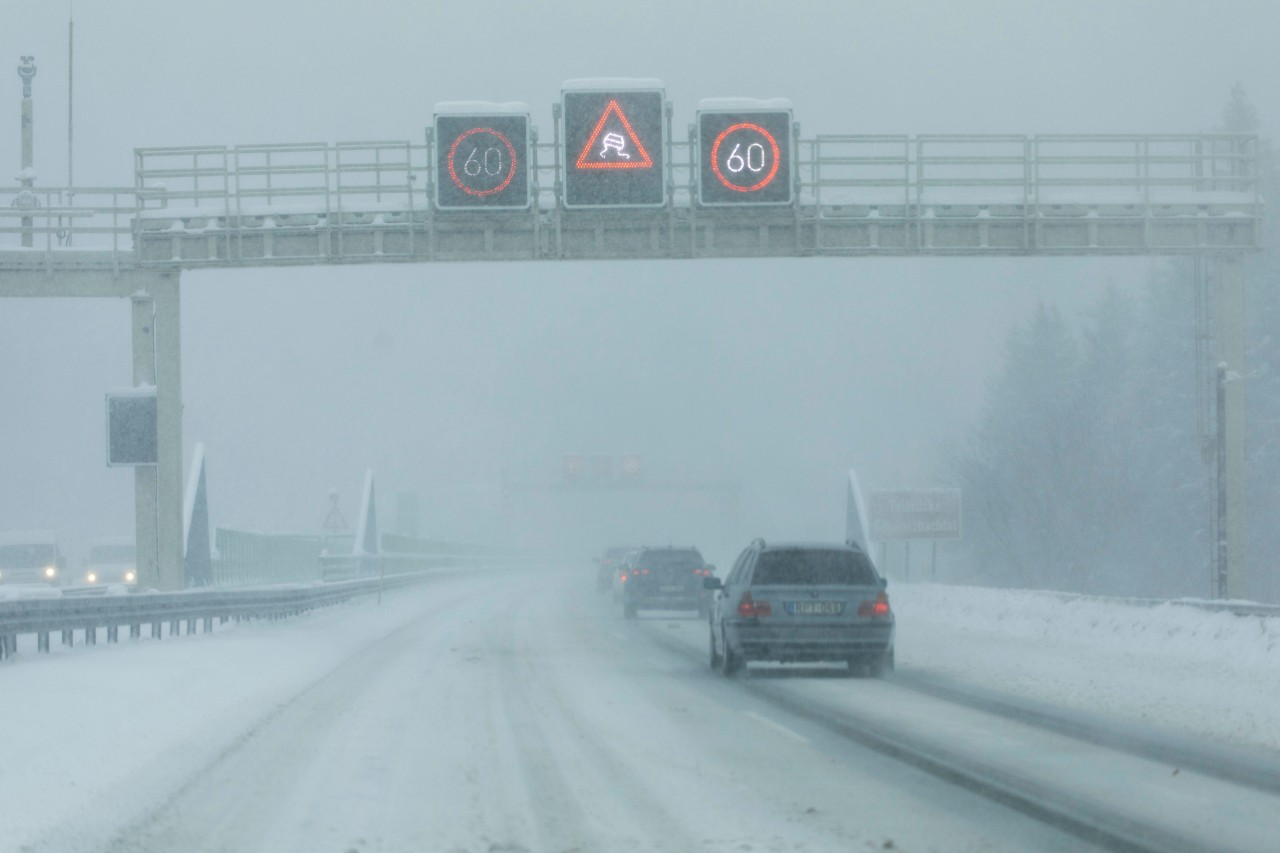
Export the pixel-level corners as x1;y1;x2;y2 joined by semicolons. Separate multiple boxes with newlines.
638;549;703;569
751;549;878;586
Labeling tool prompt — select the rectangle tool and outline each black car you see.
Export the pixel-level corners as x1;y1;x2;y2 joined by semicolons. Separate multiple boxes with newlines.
705;540;894;677
620;546;714;618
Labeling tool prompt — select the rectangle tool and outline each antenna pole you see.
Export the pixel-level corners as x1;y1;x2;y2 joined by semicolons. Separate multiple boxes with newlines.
67;9;73;189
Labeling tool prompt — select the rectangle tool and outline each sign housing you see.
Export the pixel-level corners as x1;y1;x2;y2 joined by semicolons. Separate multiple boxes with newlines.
106;388;158;467
562;82;667;208
697;100;793;206
434;104;531;210
868;489;962;541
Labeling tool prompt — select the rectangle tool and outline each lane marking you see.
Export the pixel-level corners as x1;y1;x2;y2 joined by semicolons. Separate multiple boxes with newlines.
741;710;809;744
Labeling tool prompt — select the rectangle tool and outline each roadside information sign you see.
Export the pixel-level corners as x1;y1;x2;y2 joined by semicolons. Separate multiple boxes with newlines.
868;489;962;540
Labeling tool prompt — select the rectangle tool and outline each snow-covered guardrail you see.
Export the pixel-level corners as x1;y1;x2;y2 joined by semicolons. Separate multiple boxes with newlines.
0;570;439;661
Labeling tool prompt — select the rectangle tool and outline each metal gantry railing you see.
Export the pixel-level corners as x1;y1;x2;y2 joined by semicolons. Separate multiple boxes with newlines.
0;133;1261;270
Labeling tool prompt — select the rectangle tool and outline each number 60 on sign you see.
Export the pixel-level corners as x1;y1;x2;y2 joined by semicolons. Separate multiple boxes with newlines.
434;112;531;210
697;108;793;206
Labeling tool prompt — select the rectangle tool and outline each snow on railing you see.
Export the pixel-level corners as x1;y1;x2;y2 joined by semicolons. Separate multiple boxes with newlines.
0;569;441;661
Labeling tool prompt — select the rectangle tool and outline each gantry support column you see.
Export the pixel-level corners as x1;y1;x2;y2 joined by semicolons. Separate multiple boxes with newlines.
1215;254;1248;600
131;294;159;589
153;276;184;591
0;262;183;591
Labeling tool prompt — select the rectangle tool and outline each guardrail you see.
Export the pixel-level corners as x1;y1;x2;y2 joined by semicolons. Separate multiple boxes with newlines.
0;570;442;662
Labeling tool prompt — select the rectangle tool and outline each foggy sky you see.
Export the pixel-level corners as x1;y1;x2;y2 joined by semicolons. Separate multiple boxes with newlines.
0;0;1275;564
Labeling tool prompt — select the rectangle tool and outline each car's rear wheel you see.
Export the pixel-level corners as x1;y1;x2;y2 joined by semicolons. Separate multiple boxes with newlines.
709;625;722;669
623;600;637;619
718;628;742;677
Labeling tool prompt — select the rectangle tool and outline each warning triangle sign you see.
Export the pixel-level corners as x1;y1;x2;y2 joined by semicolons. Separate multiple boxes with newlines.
575;99;654;170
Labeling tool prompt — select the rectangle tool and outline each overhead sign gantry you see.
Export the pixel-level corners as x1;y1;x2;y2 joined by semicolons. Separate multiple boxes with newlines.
3;79;1264;597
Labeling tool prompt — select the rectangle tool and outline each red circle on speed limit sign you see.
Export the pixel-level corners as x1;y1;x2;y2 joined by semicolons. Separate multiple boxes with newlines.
710;123;781;193
447;127;519;197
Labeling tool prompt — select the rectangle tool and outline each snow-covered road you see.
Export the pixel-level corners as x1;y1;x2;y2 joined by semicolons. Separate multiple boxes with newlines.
5;566;1279;852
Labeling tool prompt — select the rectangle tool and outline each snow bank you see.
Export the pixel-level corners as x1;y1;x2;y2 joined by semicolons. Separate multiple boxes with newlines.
894;582;1280;755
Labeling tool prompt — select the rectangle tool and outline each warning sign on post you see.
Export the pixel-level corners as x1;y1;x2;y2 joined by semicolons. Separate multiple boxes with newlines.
562;86;666;208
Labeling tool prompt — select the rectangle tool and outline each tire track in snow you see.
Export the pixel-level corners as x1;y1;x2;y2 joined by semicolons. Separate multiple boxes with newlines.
83;576;505;853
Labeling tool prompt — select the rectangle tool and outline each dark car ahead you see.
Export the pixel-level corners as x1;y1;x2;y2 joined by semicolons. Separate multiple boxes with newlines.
620;546;713;619
595;546;637;593
705;540;894;677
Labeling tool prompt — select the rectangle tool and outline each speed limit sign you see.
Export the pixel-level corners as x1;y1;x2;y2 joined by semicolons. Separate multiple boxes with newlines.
434;107;531;210
697;104;793;206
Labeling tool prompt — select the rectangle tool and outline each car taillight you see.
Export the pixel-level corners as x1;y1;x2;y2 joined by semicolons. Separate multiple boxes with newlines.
857;592;892;619
692;568;712;576
630;568;650;576
737;592;771;618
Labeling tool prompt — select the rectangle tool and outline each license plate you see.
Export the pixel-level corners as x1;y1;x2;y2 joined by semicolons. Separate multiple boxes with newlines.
789;601;844;616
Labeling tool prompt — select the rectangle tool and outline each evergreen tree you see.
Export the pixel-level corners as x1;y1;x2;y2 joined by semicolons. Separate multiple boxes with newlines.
955;302;1085;589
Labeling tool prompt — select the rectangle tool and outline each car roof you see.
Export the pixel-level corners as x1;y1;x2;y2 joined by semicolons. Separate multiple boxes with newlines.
757;541;866;553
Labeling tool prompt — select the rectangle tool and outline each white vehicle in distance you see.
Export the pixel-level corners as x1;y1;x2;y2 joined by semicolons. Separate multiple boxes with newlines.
83;538;138;586
0;530;65;586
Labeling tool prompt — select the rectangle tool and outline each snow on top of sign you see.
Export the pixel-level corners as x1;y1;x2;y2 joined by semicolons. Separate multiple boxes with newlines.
562;77;665;92
434;101;529;116
697;97;793;112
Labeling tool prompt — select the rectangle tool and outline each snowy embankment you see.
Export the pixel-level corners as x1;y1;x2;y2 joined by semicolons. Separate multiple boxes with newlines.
893;582;1280;756
0;581;469;852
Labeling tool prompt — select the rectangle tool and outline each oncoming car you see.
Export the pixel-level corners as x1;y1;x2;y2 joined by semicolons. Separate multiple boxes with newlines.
705;540;894;677
619;546;714;619
0;530;65;587
83;538;138;586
